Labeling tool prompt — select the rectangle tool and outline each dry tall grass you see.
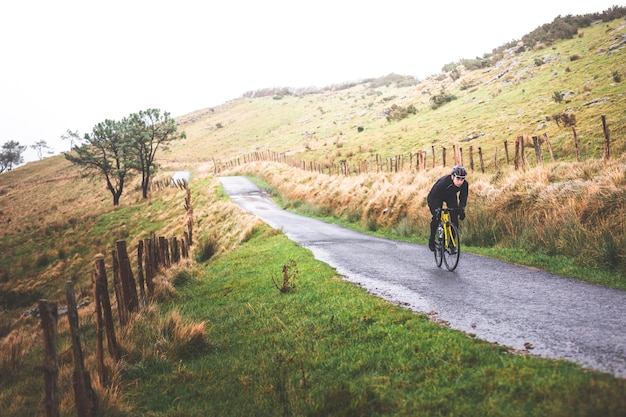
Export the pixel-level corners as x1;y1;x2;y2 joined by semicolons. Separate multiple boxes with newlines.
231;155;626;273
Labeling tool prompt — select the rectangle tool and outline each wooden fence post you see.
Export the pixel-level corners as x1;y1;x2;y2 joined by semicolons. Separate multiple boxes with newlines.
542;133;556;162
66;282;97;417
94;255;120;362
504;140;510;166
532;136;543;166
187;217;193;247
170;237;180;264
431;145;436;168
111;250;127;327
181;237;189;259
185;185;193;246
92;270;107;386
116;240;138;315
143;237;155;298
137;241;146;306
493;147;498;171
150;232;159;275
159;236;167;267
39;300;59;417
602;115;610;160
514;138;520;170
478;147;485;173
520;135;527;171
468;146;474;172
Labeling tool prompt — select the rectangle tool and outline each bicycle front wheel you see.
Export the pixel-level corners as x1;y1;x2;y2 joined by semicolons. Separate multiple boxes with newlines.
434;235;443;268
443;222;460;271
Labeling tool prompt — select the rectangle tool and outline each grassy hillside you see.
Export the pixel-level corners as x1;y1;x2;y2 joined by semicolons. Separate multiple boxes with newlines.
167;17;626;171
1;10;625;417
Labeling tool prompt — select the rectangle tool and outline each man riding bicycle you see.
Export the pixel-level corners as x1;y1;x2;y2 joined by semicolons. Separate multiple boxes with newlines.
427;165;468;251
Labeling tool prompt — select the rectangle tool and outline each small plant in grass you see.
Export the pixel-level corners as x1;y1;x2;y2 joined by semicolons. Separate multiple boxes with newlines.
195;233;218;263
392;217;414;237
34;252;50;268
613;70;622;83
273;260;298;293
170;267;193;287
365;216;378;232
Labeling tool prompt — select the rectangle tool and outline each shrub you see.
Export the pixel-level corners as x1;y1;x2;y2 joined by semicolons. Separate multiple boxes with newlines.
430;87;457;110
552;112;577;127
385;104;417;122
562;112;577;126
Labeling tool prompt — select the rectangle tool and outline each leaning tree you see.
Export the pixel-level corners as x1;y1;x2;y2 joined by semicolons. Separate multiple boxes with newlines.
64;119;134;206
127;109;185;198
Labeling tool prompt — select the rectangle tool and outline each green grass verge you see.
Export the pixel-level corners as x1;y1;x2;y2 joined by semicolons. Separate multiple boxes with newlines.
125;226;626;416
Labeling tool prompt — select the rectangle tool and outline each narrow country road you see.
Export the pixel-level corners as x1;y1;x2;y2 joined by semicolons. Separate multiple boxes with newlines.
219;176;626;378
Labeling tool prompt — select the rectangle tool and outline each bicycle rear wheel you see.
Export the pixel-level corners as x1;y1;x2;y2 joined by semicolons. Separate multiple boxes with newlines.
443;222;460;271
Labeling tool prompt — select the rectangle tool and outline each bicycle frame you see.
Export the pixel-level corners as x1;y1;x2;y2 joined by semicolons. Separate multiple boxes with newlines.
441;210;457;250
434;207;461;271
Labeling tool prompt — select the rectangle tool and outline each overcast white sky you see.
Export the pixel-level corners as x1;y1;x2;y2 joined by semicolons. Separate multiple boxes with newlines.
1;0;623;163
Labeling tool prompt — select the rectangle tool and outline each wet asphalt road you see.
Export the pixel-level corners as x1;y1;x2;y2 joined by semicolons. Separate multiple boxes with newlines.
218;176;626;378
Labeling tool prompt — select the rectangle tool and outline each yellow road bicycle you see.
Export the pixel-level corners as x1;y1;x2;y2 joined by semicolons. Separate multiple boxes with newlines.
434;207;462;271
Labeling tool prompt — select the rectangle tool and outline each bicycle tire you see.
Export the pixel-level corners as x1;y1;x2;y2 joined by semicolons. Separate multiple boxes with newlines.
443;222;460;271
434;227;443;268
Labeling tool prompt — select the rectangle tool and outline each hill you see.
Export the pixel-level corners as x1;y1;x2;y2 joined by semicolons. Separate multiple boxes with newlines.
167;13;626;172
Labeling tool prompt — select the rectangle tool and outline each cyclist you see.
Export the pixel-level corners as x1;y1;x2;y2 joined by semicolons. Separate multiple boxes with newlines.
427;165;468;251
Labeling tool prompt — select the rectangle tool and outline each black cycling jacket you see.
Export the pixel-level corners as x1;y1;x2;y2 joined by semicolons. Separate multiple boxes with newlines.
427;174;468;209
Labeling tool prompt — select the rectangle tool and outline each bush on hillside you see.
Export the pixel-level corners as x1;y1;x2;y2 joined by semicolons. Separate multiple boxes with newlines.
385;104;417;122
430;88;457;110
